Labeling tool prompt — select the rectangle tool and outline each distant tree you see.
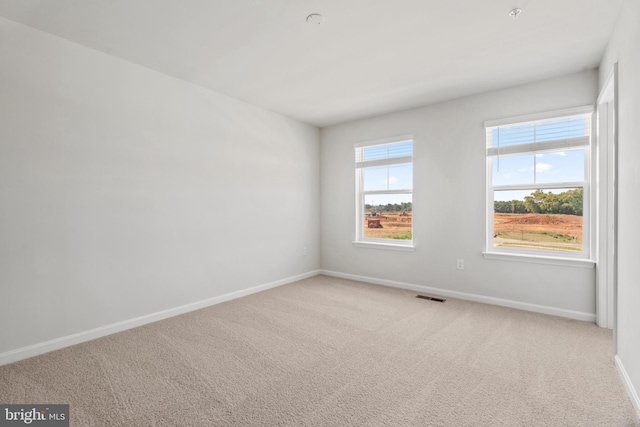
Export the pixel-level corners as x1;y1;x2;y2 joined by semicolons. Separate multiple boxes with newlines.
368;202;413;213
517;188;584;216
566;188;583;216
494;200;527;213
514;200;527;213
494;201;512;213
524;190;544;214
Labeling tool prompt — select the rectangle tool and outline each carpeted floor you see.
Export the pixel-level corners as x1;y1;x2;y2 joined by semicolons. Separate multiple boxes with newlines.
1;275;638;426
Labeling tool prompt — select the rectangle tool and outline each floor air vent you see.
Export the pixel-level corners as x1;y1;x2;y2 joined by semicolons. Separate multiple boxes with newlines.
416;295;446;303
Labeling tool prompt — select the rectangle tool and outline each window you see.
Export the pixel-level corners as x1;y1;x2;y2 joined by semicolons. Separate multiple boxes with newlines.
485;107;592;258
355;136;413;247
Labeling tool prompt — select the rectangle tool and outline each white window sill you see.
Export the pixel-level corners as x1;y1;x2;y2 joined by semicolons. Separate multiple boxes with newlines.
353;241;415;252
482;251;595;269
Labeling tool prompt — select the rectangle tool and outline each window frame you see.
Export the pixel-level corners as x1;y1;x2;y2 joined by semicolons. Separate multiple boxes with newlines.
354;135;414;249
484;106;594;260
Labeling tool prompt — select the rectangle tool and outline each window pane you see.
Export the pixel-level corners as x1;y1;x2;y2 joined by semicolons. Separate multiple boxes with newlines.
363;164;412;191
364;194;412;240
492;154;535;186
363;166;388;191
493;188;583;252
388;164;413;190
535;149;585;184
492;150;584;186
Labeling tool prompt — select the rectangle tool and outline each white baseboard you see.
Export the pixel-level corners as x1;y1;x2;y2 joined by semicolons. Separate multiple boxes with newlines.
2;269;597;367
320;269;596;323
615;355;640;419
0;270;320;367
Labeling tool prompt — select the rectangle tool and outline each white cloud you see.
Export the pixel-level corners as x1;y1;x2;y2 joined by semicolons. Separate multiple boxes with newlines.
517;168;529;173
553;151;567;156
503;173;512;179
536;163;552;172
536;153;544;158
388;176;398;184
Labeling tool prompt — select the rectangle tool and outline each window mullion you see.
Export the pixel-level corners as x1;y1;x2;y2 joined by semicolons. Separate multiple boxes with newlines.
363;189;412;195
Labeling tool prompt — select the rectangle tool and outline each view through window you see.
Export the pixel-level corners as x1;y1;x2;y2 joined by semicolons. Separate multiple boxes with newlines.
486;108;591;255
355;137;413;243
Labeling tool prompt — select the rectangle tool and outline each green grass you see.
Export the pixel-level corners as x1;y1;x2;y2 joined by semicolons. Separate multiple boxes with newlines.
392;231;413;240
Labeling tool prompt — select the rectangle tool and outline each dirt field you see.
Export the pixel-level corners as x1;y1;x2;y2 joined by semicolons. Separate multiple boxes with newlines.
364;213;412;239
494;213;583;251
361;212;582;249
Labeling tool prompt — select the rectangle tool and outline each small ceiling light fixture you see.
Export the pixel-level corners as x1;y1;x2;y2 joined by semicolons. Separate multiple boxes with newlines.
306;13;324;25
508;8;523;19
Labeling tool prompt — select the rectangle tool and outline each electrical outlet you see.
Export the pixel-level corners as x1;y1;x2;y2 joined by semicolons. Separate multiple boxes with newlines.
456;259;464;270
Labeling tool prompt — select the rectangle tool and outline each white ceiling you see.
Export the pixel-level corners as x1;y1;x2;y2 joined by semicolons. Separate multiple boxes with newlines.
0;0;624;127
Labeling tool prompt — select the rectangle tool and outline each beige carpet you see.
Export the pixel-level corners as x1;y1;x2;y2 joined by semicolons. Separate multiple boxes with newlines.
1;275;638;426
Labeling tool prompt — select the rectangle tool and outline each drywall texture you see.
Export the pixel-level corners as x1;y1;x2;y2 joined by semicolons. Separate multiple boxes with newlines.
599;0;640;410
0;17;320;354
320;70;598;316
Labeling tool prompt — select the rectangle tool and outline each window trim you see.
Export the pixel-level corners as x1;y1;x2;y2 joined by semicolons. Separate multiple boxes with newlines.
481;251;595;268
484;106;594;260
352;240;416;252
354;135;414;248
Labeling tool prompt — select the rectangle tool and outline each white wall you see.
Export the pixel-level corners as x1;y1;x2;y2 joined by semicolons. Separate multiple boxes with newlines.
321;70;598;317
599;0;640;413
0;17;320;355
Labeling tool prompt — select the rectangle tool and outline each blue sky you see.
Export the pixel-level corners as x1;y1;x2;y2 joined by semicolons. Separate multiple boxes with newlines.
363;164;412;192
492;149;585;201
492;150;584;186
